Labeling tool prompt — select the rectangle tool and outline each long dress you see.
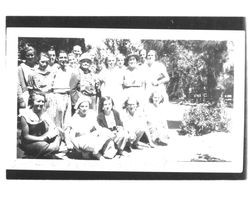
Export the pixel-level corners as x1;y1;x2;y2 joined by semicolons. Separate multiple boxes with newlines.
99;67;124;111
19;109;61;158
144;61;170;102
122;66;146;108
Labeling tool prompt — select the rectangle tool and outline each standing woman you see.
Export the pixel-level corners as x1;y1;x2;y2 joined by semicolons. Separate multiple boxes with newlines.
146;50;170;102
47;46;60;73
30;52;56;121
19;92;62;159
52;50;73;130
122;53;146;109
18;46;37;110
97;96;129;156
99;54;124;110
70;53;101;112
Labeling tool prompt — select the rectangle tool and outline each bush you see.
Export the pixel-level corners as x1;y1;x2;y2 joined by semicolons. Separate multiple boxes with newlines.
178;101;230;136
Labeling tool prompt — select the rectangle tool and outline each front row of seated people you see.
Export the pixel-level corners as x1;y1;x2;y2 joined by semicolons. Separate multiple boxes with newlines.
19;91;170;159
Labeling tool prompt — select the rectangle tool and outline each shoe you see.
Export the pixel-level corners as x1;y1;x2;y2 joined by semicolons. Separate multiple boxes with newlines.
103;140;117;159
155;138;168;146
92;152;104;160
124;145;132;153
131;143;143;150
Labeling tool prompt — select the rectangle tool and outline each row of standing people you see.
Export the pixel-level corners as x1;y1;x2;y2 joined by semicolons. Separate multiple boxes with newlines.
18;45;170;130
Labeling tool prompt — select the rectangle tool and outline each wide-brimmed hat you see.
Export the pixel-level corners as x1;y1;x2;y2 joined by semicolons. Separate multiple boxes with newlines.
79;53;92;63
74;96;92;110
124;53;140;66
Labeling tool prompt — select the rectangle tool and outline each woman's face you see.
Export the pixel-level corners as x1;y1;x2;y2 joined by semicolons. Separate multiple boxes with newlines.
68;55;77;66
152;94;161;105
140;50;147;59
107;56;116;69
126;99;137;115
73;46;82;58
128;56;137;68
79;101;90;115
102;99;113;114
116;57;124;68
147;51;156;63
58;52;68;67
48;50;56;64
33;95;45;113
25;50;35;65
38;55;49;71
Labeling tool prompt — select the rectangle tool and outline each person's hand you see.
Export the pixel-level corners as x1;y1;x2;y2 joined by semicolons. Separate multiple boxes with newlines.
152;80;159;86
46;128;59;140
116;126;124;133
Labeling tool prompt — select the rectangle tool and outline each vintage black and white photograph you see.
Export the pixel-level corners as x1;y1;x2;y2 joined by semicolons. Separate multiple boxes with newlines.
5;20;245;176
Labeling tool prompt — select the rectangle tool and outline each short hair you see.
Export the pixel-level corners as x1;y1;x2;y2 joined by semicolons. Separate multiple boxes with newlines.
38;52;49;60
29;91;47;108
74;96;91;110
123;97;139;109
58;50;68;56
105;54;116;68
24;46;37;59
48;46;56;53
99;96;115;113
149;91;164;104
148;50;158;60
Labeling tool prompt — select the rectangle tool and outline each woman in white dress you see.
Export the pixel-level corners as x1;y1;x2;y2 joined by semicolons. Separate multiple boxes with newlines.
64;96;117;159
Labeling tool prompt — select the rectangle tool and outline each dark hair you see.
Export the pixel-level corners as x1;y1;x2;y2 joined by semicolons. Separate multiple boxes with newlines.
99;96;115;113
149;91;164;104
38;52;49;60
104;54;116;68
58;50;68;56
124;54;139;67
48;45;55;51
24;46;36;56
29;92;47;108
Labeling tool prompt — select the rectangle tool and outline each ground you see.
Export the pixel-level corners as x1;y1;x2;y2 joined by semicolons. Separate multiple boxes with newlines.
17;102;235;169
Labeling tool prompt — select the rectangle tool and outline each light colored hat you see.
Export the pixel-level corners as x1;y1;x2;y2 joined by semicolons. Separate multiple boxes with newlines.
79;53;92;62
74;96;92;110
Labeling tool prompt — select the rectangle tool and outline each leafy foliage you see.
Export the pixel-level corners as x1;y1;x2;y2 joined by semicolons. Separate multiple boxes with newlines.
179;101;230;136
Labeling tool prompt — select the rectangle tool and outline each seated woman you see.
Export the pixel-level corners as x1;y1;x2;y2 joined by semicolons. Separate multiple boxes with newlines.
19;92;62;159
145;91;170;146
121;97;155;149
64;96;117;160
97;96;129;156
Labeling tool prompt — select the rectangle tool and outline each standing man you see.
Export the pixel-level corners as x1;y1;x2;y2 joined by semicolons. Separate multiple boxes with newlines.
52;50;73;130
72;45;82;63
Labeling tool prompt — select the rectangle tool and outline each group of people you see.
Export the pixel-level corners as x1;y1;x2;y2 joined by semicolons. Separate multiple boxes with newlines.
17;44;171;160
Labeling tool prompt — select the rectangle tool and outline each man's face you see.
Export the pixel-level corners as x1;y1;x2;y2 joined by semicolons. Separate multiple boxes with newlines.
48;50;56;64
38;55;49;71
73;46;82;57
58;52;68;67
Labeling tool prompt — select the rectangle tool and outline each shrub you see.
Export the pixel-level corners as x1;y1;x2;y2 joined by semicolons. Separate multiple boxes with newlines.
178;101;230;136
